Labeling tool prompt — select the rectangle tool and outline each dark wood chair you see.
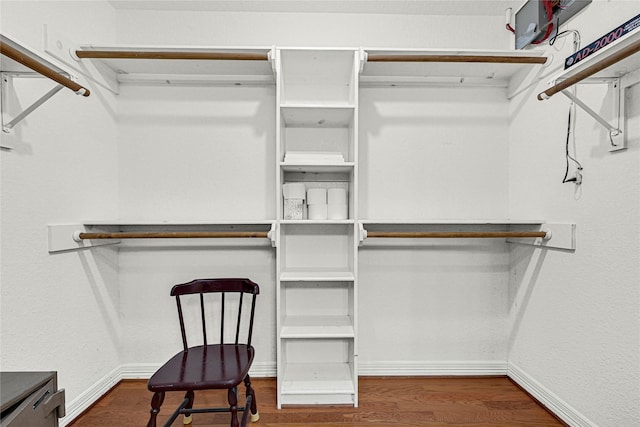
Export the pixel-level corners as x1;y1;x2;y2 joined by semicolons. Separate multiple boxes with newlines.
146;278;260;427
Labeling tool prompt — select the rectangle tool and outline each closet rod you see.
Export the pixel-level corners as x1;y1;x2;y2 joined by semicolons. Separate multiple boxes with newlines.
366;231;548;239
74;50;269;61
538;37;640;100
76;231;269;240
0;41;90;96
366;54;547;65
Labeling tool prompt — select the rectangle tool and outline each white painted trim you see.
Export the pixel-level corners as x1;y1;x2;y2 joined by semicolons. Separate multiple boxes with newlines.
119;363;160;379
59;362;276;426
508;362;596;427
59;366;121;427
118;362;277;379
358;360;508;376
60;361;594;427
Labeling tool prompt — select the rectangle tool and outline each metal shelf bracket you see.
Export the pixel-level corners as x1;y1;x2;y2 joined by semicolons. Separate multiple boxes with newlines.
1;73;65;133
560;77;625;151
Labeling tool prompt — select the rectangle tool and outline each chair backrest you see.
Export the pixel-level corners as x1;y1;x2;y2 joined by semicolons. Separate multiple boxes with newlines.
170;278;260;352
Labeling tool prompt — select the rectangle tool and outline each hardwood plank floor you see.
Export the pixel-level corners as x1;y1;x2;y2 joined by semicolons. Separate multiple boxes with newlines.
68;377;565;426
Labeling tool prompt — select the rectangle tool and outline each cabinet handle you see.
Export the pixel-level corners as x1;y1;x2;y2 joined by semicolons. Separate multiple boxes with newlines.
32;390;50;409
42;389;66;418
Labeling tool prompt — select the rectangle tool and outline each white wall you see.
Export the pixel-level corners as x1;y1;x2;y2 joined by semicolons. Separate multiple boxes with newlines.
0;0;119;422
358;85;511;367
116;83;278;369
508;1;640;426
359;86;510;220
114;9;506;49
117;85;275;221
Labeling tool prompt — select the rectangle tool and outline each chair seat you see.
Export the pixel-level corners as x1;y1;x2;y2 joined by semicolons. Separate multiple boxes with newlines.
148;344;255;392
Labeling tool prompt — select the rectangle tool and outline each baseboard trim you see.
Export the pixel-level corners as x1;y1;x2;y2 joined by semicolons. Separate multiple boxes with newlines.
117;361;277;380
60;367;121;426
60;361;593;427
508;363;596;427
358;360;508;376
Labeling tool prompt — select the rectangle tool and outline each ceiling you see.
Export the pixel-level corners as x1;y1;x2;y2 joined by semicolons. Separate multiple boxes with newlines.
108;0;523;15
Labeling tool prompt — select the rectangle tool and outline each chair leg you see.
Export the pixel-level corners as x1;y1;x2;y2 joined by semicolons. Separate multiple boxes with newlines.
228;386;239;427
183;390;194;425
147;391;165;427
244;375;260;422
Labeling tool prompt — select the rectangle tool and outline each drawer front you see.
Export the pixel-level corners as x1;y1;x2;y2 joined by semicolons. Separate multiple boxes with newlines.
0;379;64;427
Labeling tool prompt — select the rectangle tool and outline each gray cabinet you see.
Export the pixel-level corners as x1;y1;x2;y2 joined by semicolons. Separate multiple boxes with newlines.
0;372;65;427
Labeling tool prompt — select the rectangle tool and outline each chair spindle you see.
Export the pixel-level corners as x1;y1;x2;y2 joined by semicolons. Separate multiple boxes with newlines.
200;293;207;346
235;293;244;345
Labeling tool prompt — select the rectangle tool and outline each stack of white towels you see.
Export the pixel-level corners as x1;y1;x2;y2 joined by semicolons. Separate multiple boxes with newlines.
307;187;348;220
283;183;348;220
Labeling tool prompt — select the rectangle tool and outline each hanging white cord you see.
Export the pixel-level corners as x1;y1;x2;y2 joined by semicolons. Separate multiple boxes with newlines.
568;31;584;180
552;29;584;185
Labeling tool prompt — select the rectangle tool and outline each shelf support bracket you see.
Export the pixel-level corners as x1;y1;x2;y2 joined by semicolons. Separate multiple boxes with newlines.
358;49;368;74
268;222;277;248
560;78;625;151
358;222;367;246
268;47;277;77
1;73;64;133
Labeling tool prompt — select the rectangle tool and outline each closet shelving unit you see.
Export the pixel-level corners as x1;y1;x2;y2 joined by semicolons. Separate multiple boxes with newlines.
357;48;553;247
55;44;575;406
275;48;360;407
0;33;89;138
48;45;277;253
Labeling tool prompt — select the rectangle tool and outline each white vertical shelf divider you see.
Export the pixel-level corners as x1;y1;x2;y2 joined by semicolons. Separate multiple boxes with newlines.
275;48;360;408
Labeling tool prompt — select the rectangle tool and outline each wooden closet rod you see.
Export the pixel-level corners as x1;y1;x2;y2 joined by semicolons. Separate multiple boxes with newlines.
77;231;269;240
366;54;547;65
366;231;548;239
74;50;269;61
538;37;640;100
1;41;90;96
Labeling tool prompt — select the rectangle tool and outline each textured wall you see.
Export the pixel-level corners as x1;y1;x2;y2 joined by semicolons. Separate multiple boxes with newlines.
508;2;640;425
0;0;120;419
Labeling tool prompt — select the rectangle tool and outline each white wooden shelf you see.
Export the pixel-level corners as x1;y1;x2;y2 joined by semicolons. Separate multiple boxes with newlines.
281;219;354;225
360;219;544;225
281;363;355;396
280;162;355;173
361;49;548;87
280;105;354;127
280;270;355;282
48;221;276;252
74;45;275;85
358;221;575;251
281;315;354;339
82;219;275;226
1;34;71;75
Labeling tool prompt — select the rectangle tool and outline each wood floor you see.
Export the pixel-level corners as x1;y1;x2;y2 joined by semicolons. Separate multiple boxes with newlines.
68;377;565;426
